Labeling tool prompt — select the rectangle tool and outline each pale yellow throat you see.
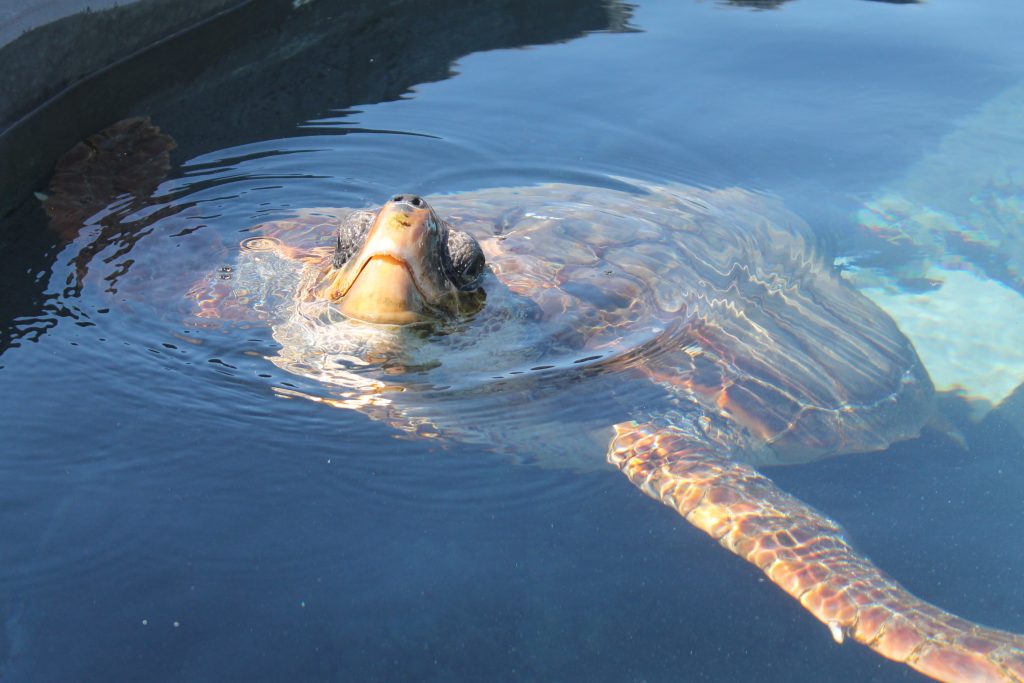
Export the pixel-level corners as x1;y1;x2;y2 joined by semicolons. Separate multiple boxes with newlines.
338;255;426;325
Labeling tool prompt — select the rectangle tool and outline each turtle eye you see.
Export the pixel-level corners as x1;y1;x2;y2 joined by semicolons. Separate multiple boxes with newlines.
446;229;485;290
331;234;349;269
332;211;372;268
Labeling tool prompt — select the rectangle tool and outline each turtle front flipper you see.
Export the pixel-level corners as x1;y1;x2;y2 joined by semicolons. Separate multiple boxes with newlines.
43;117;176;242
609;421;1024;683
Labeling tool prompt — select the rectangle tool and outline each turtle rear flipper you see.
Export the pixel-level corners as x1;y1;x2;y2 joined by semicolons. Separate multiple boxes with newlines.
609;422;1024;683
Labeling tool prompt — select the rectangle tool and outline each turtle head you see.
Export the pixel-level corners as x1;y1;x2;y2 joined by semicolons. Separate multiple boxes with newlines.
315;194;486;325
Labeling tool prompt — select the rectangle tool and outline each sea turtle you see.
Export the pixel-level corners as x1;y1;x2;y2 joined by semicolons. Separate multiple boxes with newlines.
187;184;1024;683
42;121;1023;682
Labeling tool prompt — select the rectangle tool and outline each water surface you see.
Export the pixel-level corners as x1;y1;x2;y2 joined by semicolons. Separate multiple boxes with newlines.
2;1;1023;681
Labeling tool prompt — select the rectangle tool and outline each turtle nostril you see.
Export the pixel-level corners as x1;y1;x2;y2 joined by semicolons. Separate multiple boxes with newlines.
391;194;425;208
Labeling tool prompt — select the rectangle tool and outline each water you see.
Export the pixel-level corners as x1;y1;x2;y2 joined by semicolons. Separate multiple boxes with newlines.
2;0;1024;681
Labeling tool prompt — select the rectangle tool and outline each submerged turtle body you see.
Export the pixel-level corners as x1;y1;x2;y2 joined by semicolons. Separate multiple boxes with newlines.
206;182;932;467
194;180;1023;683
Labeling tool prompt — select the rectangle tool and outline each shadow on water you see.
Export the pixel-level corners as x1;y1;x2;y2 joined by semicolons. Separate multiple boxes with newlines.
0;0;633;355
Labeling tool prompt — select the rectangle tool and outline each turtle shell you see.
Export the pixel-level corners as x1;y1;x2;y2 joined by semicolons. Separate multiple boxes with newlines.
200;180;933;466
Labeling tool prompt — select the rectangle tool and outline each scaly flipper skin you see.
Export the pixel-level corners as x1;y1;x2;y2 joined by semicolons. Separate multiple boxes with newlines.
609;422;1024;683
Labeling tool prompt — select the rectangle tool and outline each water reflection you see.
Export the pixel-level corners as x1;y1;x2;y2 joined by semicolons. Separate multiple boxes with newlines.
721;0;920;7
844;81;1024;416
721;0;792;9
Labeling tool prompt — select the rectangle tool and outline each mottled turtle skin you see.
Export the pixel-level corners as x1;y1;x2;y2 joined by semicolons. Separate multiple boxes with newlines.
44;121;1023;681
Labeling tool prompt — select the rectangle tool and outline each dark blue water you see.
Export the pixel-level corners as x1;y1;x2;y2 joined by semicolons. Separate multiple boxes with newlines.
2;1;1023;681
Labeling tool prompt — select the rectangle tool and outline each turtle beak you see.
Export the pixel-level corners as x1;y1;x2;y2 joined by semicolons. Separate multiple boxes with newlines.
322;195;447;325
339;253;425;324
